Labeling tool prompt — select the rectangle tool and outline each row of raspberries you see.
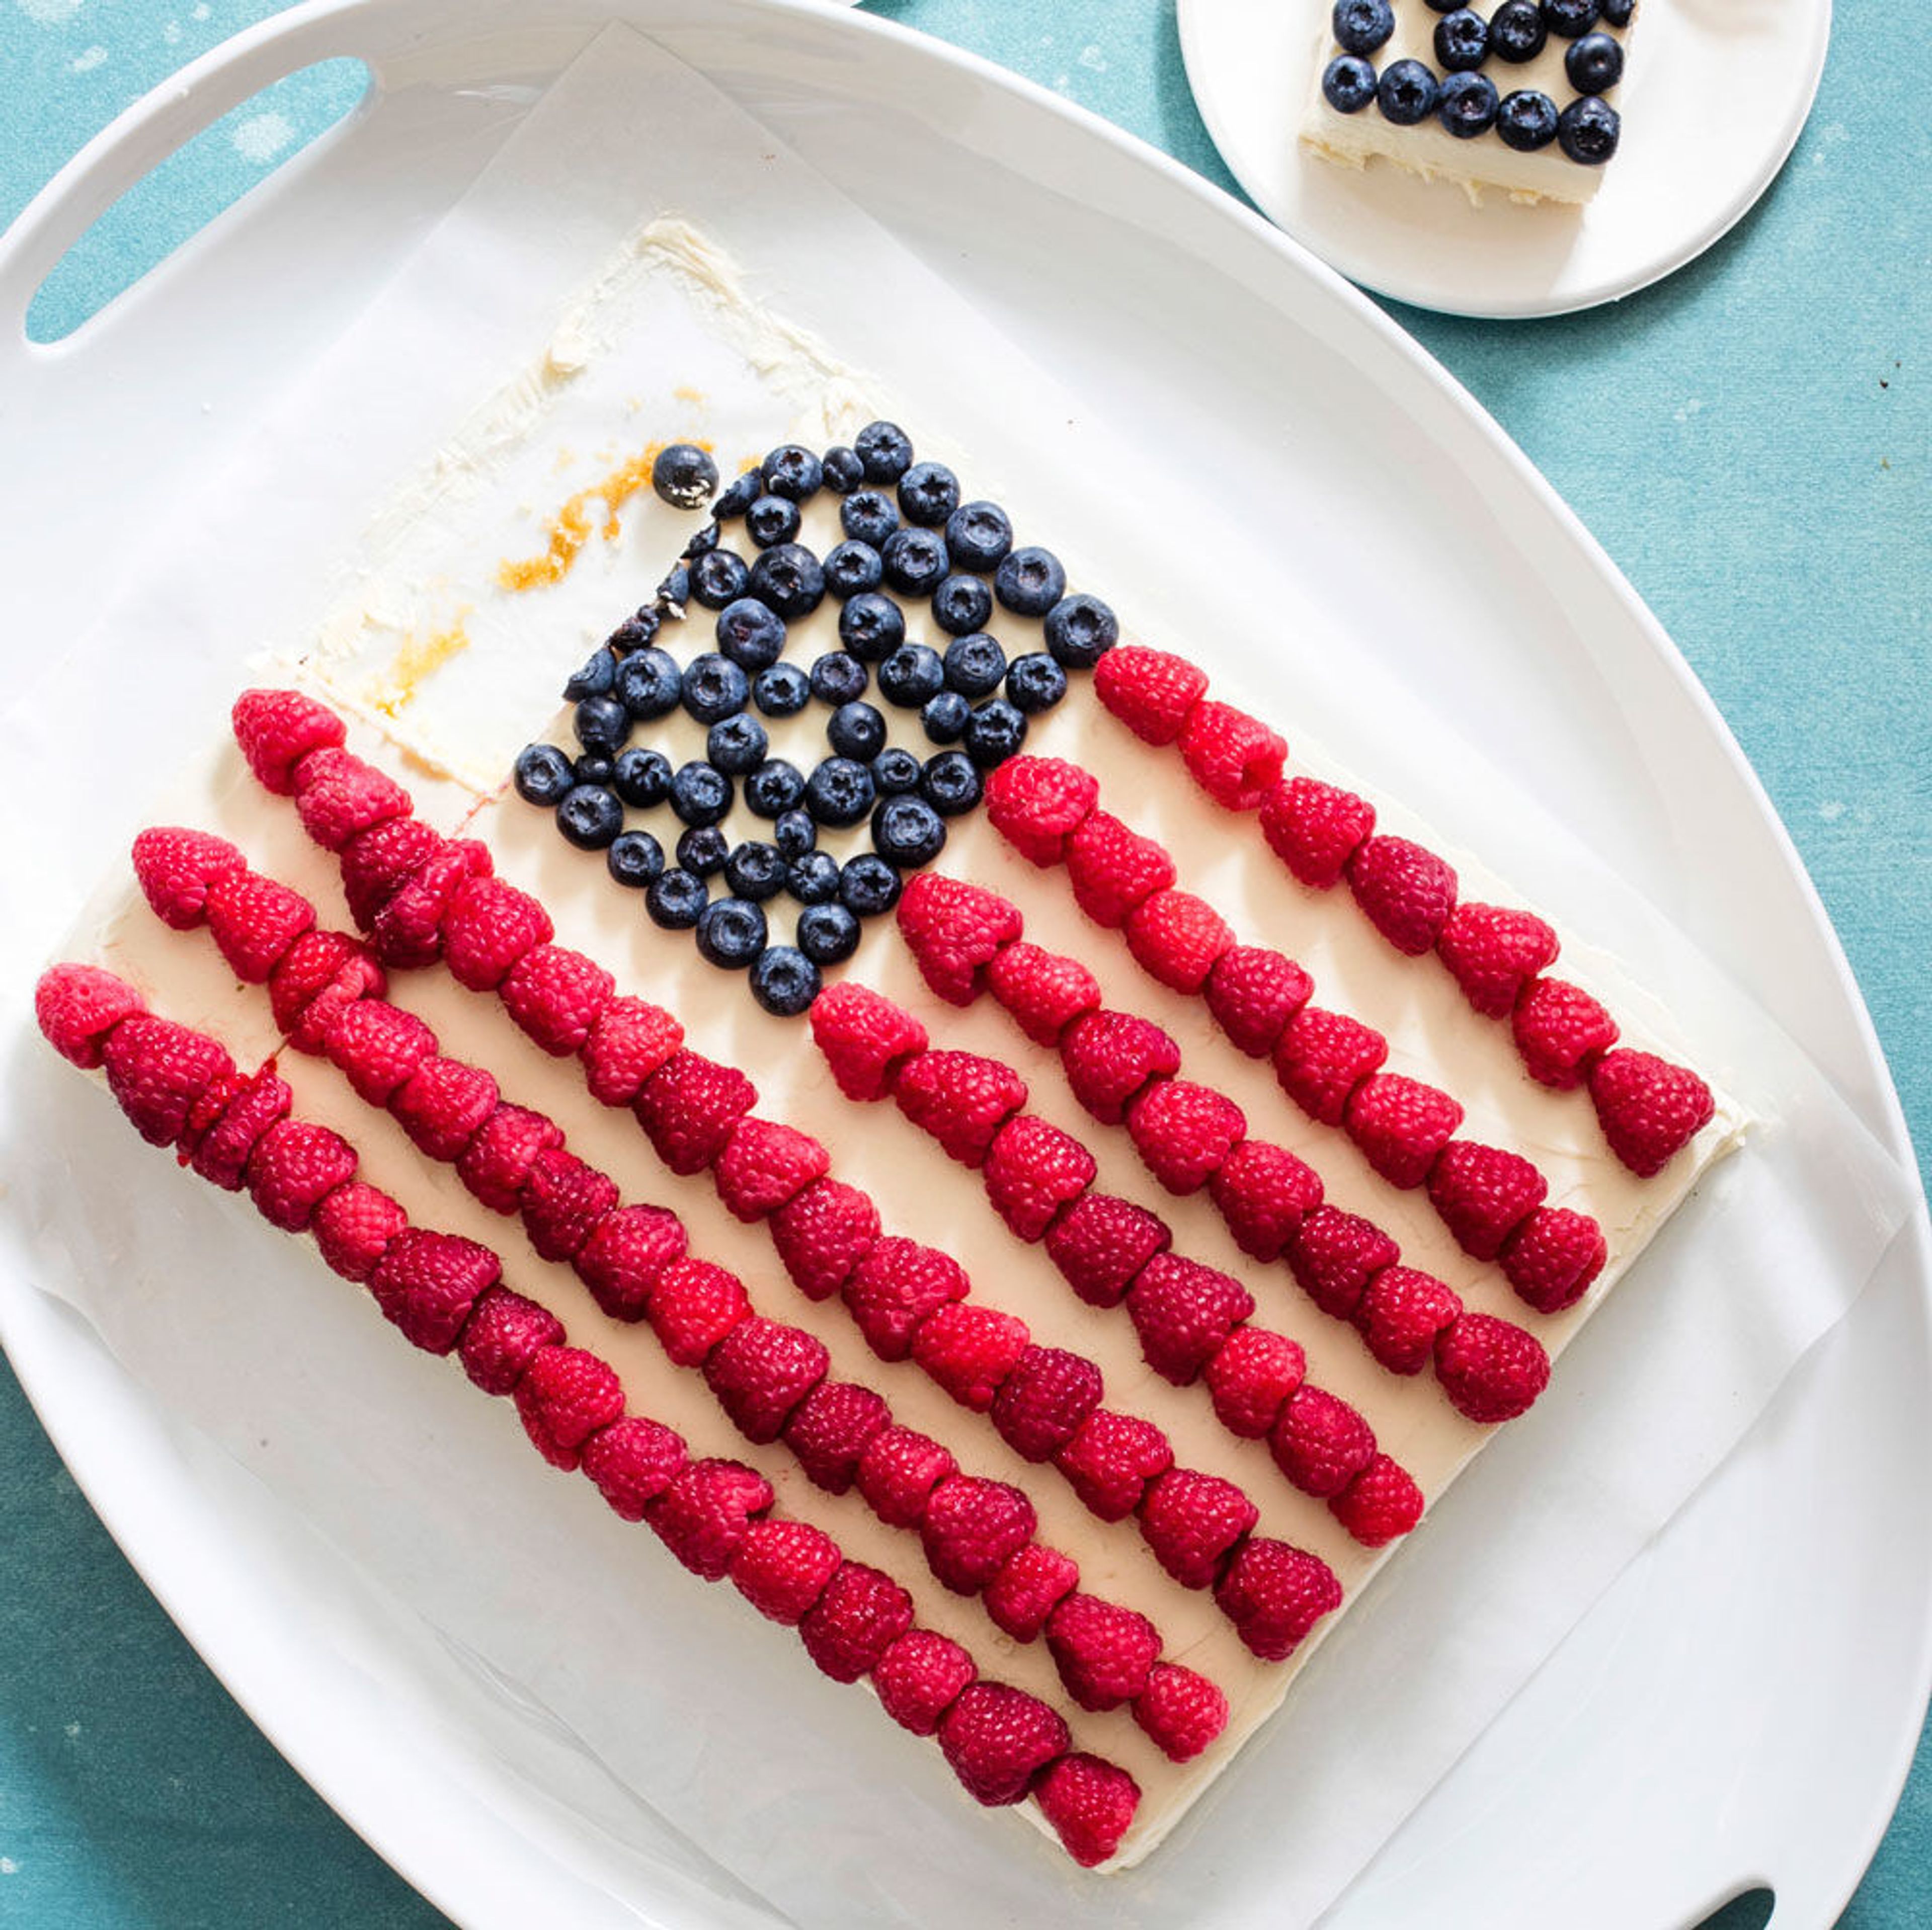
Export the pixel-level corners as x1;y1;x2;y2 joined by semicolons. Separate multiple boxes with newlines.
1077;650;1716;1180
811;975;1430;1540
31;962;1140;1866
130;828;1233;1755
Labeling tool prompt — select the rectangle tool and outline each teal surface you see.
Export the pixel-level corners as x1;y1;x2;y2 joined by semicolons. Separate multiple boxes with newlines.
2;2;1925;1924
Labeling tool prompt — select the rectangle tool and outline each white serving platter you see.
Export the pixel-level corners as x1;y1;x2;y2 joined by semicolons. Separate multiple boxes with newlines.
0;1;1924;1924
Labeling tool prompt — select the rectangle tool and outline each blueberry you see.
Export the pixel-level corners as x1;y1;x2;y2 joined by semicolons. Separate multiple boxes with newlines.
838;853;903;918
822;445;864;494
607;829;665;889
613;745;673;808
963;699;1028;768
873;746;923;795
1496;88;1559;148
1598;0;1632;23
652;442;719;510
870;795;946;868
1421;0;1459;10
993;545;1066;617
749;944;821;1016
570;695;626;756
746;758;808;818
1489;0;1547;59
689;548;750;609
943;500;1013;572
823;540;884;599
878;643;946;708
574;754;614;788
772;809;817;858
811;652;870;706
657;561;690;609
714;469;763;520
669;761;732;828
840;489;900;547
1377;58;1439;124
796;903;861;966
1042;592;1118;669
1331;0;1394;53
753;662;812;718
707;712;769;776
557;784;624;850
677;825;730;877
1437;70;1499;136
714;597;787;671
1541;0;1598;34
828;700;888;762
897;461;960;528
932;574;994;636
614;647;683;719
922;690;971;743
804;756;876;828
1557;95;1620;162
746;494;802;548
1565;30;1623;92
942;632;1007;696
514;743;574;807
647;868;709;930
683;522;720;561
681;653;751;725
724;840;788;901
1323;53;1379;112
854;421;915;484
563;649;615;701
1432;7;1489;68
695;897;768;970
605;606;661;654
787;850;843;905
881;527;950;598
760;443;823;502
919;750;984;816
1005;652;1068;714
839;592;906;662
748;543;826;620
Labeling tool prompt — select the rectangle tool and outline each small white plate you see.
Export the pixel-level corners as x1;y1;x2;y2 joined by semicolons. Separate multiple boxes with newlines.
1177;0;1832;316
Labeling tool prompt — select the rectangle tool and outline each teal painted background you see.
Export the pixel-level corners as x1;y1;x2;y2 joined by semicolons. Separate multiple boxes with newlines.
2;2;1924;1923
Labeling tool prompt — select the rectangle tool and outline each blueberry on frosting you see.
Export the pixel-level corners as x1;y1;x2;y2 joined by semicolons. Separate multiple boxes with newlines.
1323;55;1380;114
1376;58;1440;125
1565;31;1624;93
1437;71;1500;137
1557;95;1620;163
1488;2;1548;61
1331;0;1395;55
652;443;719;511
1432;8;1490;70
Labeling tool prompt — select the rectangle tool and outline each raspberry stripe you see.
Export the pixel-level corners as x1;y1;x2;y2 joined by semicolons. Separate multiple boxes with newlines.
33;958;1140;1868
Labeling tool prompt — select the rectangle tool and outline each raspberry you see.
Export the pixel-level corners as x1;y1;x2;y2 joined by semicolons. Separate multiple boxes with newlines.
457;1282;564;1395
204;870;315;983
892;1050;1027;1165
1126;1077;1246;1194
371;839;492;969
1139;1468;1257;1589
769;1178;879;1301
1436;901;1559;1018
178;1067;246;1162
982;1114;1096;1241
1354;1265;1462;1374
808;980;929;1102
895;872;1023;1006
1330;1453;1424;1547
575;1203;686;1322
130;827;245;929
1501;1206;1607;1313
1092;645;1210;746
1428;1140;1547;1260
1059;1009;1180;1125
1259;776;1376;889
646;1259;750;1367
269;930;382;1053
456;1104;562;1214
518;1148;618;1262
634;1052;757;1175
1178;700;1285;810
291;746;411;853
1044;1191;1171;1308
983;1543;1079;1642
311;1180;407;1284
1286;1204;1399;1319
1345;1072;1465;1189
1035;1753;1140;1869
1214;1538;1341;1661
872;1630;976;1736
982;756;1100;865
990;1345;1104;1462
500;944;614;1057
580;996;683;1107
799;1562;914;1682
1054;1409;1173;1522
703;1316;829;1442
647;1459;774;1580
324;999;435;1105
1045;1593;1160;1711
369;1227;500;1355
190;1068;294;1190
1348;835;1458;956
1209;1138;1323;1261
34;964;144;1070
937;1682;1068;1806
1271;1385;1377;1499
389;1055;498;1161
855;1425;957;1527
920;1475;1036;1593
1203;944;1313;1057
1274;1006;1388;1125
580;1414;686;1520
780;1380;889;1492
1513;977;1620;1089
1134;1663;1228;1762
712;1116;829;1221
1064;811;1176;929
842;1237;969;1361
985;942;1101;1050
246;1118;356;1231
730;1517;843;1626
1590;1048;1716;1177
232;688;344;794
339;815;441;929
1124;890;1235;995
1126;1254;1256;1387
1203;1326;1307;1438
441;875;553;991
1435;1312;1550;1423
912;1302;1030;1410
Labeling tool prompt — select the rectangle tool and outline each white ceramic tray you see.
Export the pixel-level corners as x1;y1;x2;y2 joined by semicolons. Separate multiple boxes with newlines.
1;2;1926;1924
